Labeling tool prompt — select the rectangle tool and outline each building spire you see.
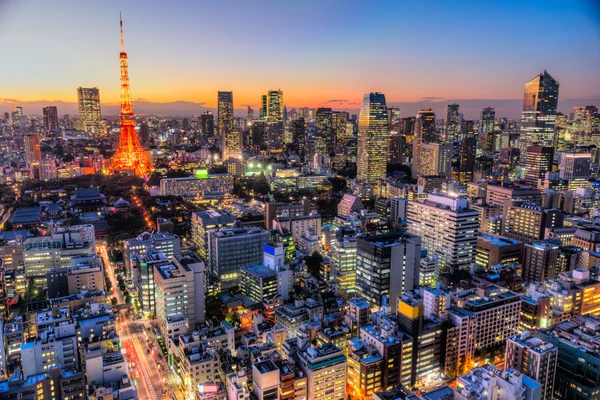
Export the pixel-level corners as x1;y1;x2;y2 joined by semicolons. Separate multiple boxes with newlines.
120;12;125;53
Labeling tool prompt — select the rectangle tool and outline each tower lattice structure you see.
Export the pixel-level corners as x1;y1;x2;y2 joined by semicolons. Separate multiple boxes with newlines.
107;15;153;177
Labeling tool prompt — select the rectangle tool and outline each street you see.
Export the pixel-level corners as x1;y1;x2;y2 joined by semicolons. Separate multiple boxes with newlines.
99;243;186;400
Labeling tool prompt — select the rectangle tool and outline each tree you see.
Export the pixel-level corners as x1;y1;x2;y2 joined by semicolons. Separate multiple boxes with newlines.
111;297;118;306
304;251;324;278
25;277;36;300
253;179;271;195
457;355;467;376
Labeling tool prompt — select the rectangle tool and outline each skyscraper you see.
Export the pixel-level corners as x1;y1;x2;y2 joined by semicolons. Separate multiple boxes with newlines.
387;107;401;130
357;93;388;184
407;194;479;278
218;91;241;160
76;87;102;135
200;111;215;137
524;146;554;187
412;109;437;178
107;16;153;177
266;90;283;123
315;107;333;156
481;107;495;133
444;103;460;143
24;134;42;166
454;125;476;184
419;143;452;178
42;106;58;132
521;70;560;150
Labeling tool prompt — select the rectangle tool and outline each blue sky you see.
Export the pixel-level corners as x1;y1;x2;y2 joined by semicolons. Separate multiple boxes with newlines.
0;0;599;110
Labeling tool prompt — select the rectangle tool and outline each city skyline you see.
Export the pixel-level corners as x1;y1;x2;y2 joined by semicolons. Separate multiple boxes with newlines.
1;0;599;116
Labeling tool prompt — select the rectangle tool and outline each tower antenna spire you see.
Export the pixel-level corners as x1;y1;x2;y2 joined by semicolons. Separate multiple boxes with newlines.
120;12;124;52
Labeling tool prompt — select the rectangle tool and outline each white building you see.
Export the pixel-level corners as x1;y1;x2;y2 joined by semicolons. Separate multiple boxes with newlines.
298;344;347;400
407;194;479;279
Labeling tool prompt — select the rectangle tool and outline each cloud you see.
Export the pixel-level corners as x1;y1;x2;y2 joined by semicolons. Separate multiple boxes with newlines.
325;99;350;103
421;96;443;101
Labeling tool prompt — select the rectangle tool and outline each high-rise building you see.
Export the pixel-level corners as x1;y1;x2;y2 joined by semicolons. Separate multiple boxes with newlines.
444;104;460;142
387;107;401;129
138;121;150;146
412;109;437;178
76;87;102;135
502;200;563;243
291;117;306;157
42;106;58;132
481;107;495;133
455;131;476;183
521;70;560;150
559;152;591;181
107;17;153;177
524;146;554;186
265;89;283;123
357;93;388;184
298;344;347;400
208;226;269;289
24;134;42;167
331;228;357;295
200;111;215;137
387;133;404;164
418;142;452;178
332;110;349;148
356;231;422;311
218;91;240;160
407;194;479;278
523;239;561;283
315;107;333;156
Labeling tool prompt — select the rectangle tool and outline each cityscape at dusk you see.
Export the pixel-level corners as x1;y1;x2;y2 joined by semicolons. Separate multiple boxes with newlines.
1;1;600;400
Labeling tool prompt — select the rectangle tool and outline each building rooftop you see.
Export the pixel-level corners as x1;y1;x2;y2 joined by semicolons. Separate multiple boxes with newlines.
508;331;557;354
478;233;522;247
242;263;277;279
538;315;600;357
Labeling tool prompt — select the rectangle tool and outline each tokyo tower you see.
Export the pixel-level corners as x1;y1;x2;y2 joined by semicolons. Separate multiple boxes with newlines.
107;15;153;177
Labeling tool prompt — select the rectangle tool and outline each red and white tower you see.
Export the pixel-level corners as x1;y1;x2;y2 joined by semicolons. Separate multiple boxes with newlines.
108;14;153;177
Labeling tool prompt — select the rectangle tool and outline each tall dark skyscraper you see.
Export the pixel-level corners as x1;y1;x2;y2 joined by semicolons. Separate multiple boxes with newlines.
139;121;150;147
200;111;215;137
444;103;460;143
412;109;436;178
455;128;476;184
315;107;333;156
481;107;495;133
332;111;349;151
524;146;554;187
357;92;388;184
291;117;306;158
265;90;283;123
521;70;560;150
387;107;401;130
42;106;58;132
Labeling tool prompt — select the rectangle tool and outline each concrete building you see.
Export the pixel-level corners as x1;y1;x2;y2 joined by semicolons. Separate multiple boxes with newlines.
337;194;364;217
407;194;479;278
252;359;280;400
265;200;312;230
559;152;591;181
273;214;322;243
208;226;269;289
356;231;421;311
455;364;541;400
123;231;181;277
0;367;86;400
502;200;563;243
191;209;236;259
240;264;278;303
160;174;234;198
505;331;558;400
523;240;561;283
476;234;524;269
330;228;357;295
298;344;347;400
485;185;542;207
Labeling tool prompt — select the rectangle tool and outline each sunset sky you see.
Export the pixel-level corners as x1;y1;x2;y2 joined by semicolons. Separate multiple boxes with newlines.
1;0;599;112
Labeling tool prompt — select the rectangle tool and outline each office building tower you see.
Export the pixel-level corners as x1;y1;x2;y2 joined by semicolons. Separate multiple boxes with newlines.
265;89;283;123
191;209;236;259
24;134;42;167
332;110;349;145
418;142;452;178
123;231;181;278
412;109;437;178
536;315;600;399
357;92;388;184
387;107;401;129
139;121;150;146
42;106;58;132
455;132;476;183
505;332;558;400
315;107;333;156
298;344;347;400
388;133;404;164
476;234;524;269
356;231;421;311
444;104;461;142
218;91;241;160
407;194;479;278
291;117;306;157
21;332;79;379
200;111;215;137
240;264;278;303
502;200;563;243
485;185;542;207
76;87;102;135
559;152;591;181
521;70;560;150
208;226;269;289
522;146;553;186
331;228;357;295
523;239;561;283
481;107;495;133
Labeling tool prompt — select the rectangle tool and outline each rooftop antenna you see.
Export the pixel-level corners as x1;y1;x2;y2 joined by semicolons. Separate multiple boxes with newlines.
120;12;125;52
